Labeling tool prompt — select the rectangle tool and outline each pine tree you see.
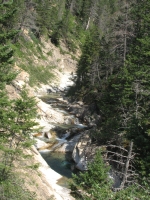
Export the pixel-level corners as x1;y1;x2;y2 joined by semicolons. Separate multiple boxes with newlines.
70;151;112;200
0;2;38;199
124;0;150;174
0;89;38;180
0;2;18;89
95;0;150;174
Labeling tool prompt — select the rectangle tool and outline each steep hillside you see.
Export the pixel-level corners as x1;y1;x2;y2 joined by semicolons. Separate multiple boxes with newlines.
5;36;78;200
1;1;150;199
0;1;80;199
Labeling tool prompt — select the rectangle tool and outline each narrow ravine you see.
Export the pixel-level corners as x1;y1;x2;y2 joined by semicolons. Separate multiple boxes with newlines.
34;90;87;187
31;73;88;200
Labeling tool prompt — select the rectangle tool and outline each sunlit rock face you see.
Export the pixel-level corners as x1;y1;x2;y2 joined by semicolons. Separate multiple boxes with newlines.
72;131;91;171
56;134;81;152
72;131;102;171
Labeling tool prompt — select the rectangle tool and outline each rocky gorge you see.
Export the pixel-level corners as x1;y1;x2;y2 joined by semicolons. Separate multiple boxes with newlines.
4;28;126;200
32;72;97;200
2;1;149;199
5;38;97;200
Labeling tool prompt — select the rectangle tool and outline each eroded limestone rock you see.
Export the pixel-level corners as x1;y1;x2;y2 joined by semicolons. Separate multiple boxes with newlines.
72;131;91;171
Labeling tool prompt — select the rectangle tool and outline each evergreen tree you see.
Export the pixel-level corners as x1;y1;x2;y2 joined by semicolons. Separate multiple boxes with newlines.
71;150;150;199
89;0;150;175
70;151;112;200
124;0;150;174
0;1;38;199
0;2;18;89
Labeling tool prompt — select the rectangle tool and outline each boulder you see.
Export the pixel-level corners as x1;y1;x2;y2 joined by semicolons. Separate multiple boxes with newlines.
72;131;102;171
56;134;81;152
72;131;91;171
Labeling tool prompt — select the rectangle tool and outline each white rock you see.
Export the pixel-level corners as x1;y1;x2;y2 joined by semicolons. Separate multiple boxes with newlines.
34;138;47;149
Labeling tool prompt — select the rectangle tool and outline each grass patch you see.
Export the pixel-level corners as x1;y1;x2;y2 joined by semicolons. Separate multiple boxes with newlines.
12;34;56;86
20;64;55;86
29;65;55;86
47;50;53;56
14;35;47;60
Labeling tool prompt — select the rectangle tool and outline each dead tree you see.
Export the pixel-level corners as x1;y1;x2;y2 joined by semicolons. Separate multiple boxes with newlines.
104;141;137;190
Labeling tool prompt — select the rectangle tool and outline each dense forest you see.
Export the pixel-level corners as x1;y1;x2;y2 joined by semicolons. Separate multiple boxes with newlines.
0;0;150;199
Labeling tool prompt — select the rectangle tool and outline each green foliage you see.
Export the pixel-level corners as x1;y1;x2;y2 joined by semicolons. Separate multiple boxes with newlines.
35;0;88;52
1;174;36;200
51;10;79;52
20;63;55;87
0;89;38;178
71;151;150;200
0;2;39;199
12;34;55;86
0;3;18;89
67;25;102;98
19;36;46;59
70;150;112;199
68;1;150;195
68;0;150;161
47;50;53;56
0;89;39;198
35;0;62;35
1;0;150;198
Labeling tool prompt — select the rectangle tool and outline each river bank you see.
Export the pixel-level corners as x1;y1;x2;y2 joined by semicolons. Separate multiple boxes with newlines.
33;73;77;200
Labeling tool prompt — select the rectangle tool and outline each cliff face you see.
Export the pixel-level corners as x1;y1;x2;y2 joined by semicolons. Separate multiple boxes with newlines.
6;37;77;200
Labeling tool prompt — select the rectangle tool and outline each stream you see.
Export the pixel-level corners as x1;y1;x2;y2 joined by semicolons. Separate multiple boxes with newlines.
34;90;121;191
34;91;86;188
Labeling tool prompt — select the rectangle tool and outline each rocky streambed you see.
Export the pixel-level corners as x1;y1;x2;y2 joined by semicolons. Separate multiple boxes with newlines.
33;84;122;197
30;73;97;200
34;90;89;184
9;66;121;199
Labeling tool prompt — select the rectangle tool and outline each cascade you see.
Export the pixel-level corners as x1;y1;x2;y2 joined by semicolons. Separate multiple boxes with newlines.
34;90;87;187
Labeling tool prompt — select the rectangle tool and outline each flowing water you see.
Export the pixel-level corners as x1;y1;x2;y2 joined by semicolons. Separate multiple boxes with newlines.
40;151;73;178
35;92;86;188
35;92;121;189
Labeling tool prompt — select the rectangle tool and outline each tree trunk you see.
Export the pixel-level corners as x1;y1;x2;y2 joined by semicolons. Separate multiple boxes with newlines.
120;141;133;189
